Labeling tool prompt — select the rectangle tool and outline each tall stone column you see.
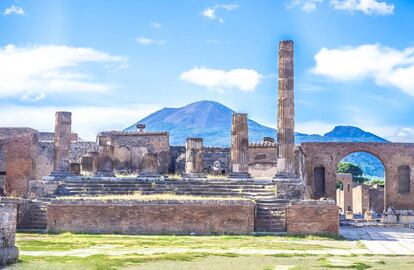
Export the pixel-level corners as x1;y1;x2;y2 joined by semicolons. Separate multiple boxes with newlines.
276;40;296;177
96;135;115;177
229;113;251;179
52;111;72;176
183;138;205;178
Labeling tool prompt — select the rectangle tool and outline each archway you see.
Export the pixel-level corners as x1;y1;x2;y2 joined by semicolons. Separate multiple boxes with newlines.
335;151;385;216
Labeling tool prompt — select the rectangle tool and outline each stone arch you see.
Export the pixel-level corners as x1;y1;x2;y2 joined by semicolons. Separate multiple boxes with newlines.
301;142;414;210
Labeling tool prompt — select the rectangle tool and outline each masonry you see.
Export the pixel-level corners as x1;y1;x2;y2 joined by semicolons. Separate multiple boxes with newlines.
47;199;255;235
0;203;19;265
301;142;414;210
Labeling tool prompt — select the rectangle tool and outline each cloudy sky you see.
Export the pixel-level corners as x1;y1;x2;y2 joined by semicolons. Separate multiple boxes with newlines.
1;0;413;141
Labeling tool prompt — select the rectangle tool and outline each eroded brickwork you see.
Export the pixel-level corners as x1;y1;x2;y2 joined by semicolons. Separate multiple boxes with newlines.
286;203;339;235
0;203;19;265
0;128;38;197
301;142;414;209
47;200;254;235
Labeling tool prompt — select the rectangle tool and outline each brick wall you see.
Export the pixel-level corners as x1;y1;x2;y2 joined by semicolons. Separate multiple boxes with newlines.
0;128;38;197
0;203;19;265
286;203;339;235
47;199;254;235
352;185;370;214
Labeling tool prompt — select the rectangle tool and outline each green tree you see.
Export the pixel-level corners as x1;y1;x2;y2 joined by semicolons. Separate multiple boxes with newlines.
337;162;368;184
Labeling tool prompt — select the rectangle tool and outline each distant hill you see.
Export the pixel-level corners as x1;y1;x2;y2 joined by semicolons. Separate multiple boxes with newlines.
125;100;387;178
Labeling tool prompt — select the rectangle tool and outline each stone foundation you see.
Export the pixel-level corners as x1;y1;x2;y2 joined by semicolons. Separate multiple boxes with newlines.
47;199;255;235
0;203;19;265
286;201;339;235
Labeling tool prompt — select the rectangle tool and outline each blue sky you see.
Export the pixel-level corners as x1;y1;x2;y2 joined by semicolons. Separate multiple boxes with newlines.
1;0;414;141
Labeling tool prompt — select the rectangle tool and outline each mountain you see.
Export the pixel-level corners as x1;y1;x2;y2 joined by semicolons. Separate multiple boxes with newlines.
126;100;388;178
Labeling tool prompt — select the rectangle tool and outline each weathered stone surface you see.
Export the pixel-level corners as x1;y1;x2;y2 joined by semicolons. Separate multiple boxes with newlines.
301;142;414;210
336;173;353;213
276;40;295;177
53;112;72;175
286;203;339;235
0;128;38;197
230;113;250;179
0;203;19;265
96;136;115;177
47;200;255;235
99;130;170;174
184;138;204;177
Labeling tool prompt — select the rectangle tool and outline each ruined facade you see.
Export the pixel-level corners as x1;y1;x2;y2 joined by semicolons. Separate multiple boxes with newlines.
98;130;169;175
336;173;353;213
301;142;414;210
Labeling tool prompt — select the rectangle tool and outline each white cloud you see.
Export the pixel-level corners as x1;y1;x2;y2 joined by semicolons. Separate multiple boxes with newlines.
312;44;414;96
180;67;262;92
0;44;127;99
330;0;394;15
3;5;25;16
296;121;336;135
201;3;239;23
0;105;159;141
287;0;323;12
151;22;162;28
391;128;414;143
136;37;165;46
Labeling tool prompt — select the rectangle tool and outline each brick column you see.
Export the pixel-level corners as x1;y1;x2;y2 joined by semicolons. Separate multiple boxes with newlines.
183;138;205;178
229;113;251;179
96;136;115;177
52;112;72;176
276;40;296;177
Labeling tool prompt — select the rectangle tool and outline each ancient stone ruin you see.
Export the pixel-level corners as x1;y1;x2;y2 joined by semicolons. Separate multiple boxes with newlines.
0;203;19;265
1;39;413;243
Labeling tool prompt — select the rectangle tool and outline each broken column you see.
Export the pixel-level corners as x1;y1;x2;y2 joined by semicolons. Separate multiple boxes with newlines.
183;138;205;178
96;136;115;177
276;40;296;177
52;111;72;176
229;113;251;179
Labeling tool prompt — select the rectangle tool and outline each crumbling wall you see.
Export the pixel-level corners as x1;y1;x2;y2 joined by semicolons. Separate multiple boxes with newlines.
248;142;277;178
100;131;170;174
47;199;254;235
0;203;19;265
352;184;370;215
0;128;38;197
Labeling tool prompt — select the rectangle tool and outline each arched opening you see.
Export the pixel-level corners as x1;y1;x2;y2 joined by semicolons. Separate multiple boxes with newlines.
336;151;385;217
398;165;410;194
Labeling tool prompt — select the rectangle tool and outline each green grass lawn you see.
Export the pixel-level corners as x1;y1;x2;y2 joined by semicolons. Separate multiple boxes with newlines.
5;233;414;270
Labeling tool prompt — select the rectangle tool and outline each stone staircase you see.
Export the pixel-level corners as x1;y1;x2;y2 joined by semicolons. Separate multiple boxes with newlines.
254;199;290;233
17;200;48;231
54;179;277;199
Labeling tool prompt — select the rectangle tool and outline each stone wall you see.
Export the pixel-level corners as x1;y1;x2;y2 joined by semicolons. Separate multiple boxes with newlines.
47;199;254;235
369;185;385;213
0;203;19;265
286;202;339;235
0;128;38;197
336;173;353;213
301;142;414;210
352;185;370;215
99;131;170;174
248;142;277;178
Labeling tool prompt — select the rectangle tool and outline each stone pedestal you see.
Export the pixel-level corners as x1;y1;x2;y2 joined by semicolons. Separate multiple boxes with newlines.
139;153;160;178
96;136;115;177
276;40;296;177
273;177;305;199
0;203;19;266
229;113;251;179
183;138;205;178
51;111;72;177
